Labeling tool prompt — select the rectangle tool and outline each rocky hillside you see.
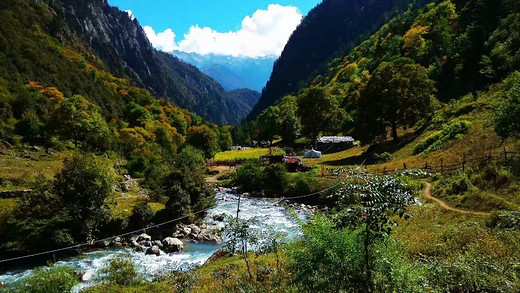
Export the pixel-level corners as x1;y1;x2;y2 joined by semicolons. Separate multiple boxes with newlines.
250;0;432;118
60;0;253;125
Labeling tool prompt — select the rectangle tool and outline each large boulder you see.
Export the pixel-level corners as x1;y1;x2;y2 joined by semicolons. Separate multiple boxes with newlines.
162;237;184;252
80;271;93;282
145;245;161;256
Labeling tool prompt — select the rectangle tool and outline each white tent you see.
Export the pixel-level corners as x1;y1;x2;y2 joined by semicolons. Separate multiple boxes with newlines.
304;149;322;158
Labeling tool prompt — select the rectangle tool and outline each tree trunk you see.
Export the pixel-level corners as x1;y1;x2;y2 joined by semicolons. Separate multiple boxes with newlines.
364;226;373;293
243;240;253;281
391;122;399;142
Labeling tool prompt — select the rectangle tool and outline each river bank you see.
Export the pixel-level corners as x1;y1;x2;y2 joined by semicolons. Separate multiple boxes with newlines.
0;189;311;291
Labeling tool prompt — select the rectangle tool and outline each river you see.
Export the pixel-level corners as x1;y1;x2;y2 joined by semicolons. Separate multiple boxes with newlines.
0;190;308;291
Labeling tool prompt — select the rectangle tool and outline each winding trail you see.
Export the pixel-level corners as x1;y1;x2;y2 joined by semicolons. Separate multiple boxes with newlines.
421;181;490;216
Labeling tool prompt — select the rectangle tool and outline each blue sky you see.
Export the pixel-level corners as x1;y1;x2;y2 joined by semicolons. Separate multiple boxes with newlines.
108;0;322;57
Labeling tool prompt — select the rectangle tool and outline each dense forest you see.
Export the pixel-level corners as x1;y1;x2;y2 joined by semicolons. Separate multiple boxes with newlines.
245;0;520;148
250;0;433;119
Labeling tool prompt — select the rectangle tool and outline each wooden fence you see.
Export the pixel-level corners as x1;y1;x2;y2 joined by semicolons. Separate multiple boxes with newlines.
317;148;520;177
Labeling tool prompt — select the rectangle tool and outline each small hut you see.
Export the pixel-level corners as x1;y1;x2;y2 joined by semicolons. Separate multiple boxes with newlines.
316;136;355;154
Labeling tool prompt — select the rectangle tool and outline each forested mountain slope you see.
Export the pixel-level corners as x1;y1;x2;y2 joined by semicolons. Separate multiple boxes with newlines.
250;0;432;118
59;0;252;125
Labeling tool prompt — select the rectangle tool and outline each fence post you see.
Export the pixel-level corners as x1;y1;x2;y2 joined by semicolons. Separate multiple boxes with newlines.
383;167;387;175
441;158;444;173
424;161;429;171
504;146;508;162
462;153;466;172
403;163;407;170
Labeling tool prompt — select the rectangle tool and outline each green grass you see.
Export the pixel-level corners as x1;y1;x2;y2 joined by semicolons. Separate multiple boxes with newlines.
213;148;285;164
0;148;66;189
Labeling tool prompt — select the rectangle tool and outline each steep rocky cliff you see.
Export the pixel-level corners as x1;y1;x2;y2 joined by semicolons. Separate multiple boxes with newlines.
60;0;252;125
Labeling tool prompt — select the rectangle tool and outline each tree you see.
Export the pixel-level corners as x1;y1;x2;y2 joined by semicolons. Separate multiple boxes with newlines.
357;59;435;143
278;95;301;145
224;217;260;280
54;152;116;240
217;126;233;151
495;80;520;138
14;112;43;144
328;170;415;292
297;86;345;143
186;125;219;159
52;95;112;151
256;106;281;144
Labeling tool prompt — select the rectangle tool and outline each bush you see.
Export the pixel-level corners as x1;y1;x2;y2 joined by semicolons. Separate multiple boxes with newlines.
261;164;288;196
8;265;78;293
128;202;155;230
235;163;262;192
287;215;425;293
373;152;392;163
414;120;471;154
487;211;520;229
101;256;141;286
286;171;323;197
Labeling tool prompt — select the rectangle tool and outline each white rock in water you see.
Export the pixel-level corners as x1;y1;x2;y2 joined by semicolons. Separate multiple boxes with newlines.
162;237;184;252
137;233;151;242
80;271;93;282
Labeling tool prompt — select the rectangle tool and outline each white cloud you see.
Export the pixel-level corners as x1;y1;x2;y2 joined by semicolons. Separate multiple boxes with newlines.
143;4;303;58
143;26;177;53
125;10;135;21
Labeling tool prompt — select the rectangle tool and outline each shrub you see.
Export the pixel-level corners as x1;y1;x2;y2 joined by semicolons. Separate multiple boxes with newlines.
414;120;471;154
235;162;262;192
101;256;141;286
128;202;155;230
286;171;323;197
261;164;288;196
373;152;392;163
8;265;78;293
487;211;520;230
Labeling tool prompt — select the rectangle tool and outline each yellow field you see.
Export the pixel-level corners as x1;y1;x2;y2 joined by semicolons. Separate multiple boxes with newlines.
213;148;285;163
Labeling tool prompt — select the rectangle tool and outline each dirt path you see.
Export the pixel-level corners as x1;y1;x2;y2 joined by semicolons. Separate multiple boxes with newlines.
422;181;490;216
206;165;234;184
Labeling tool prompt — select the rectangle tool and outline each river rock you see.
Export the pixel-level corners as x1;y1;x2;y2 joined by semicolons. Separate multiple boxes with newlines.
94;240;110;248
80;271;93;282
152;240;164;249
182;227;192;236
130;240;140;248
137;233;151;242
213;213;226;222
189;225;201;235
162;237;183;252
146;245;161;256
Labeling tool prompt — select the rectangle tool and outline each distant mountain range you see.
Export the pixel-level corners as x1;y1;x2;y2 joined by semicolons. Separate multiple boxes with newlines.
172;51;276;92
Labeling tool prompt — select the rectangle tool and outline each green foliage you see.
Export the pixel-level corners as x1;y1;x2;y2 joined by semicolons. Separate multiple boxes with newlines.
357;58;436;142
297;86;345;142
255;106;281;143
261;164;288;197
288;215;424;293
128;202;155;230
495;79;520;138
101;256;141;286
414;119;471;154
235;162;262;193
14;112;43;144
488;211;520;229
54;152;116;239
6;265;78;293
285;170;324;198
187;125;219;159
